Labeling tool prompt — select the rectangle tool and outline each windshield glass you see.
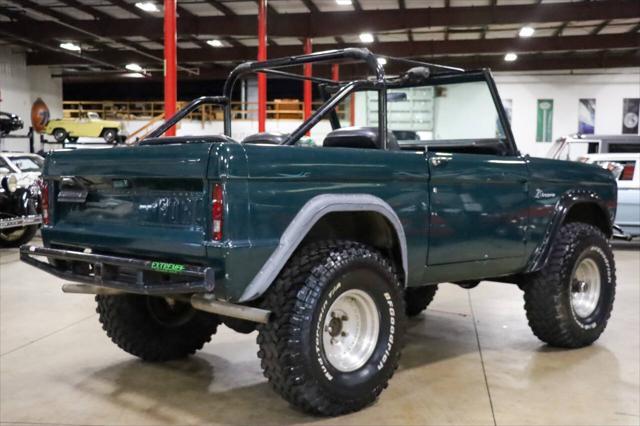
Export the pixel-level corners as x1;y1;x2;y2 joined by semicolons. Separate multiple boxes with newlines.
366;80;506;145
10;156;43;172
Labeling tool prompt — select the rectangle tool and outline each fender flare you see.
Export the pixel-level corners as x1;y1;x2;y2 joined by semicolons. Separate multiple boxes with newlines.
238;193;408;302
525;189;613;273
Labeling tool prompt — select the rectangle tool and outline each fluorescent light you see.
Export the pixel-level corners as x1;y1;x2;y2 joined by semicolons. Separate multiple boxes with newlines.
377;57;387;65
504;52;518;62
518;26;535;38
60;42;81;52
336;0;352;4
359;32;374;43
125;63;142;72
207;39;223;48
123;72;145;78
135;2;159;12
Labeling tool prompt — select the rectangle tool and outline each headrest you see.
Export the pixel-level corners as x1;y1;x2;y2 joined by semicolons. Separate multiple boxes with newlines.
322;127;399;150
242;132;288;145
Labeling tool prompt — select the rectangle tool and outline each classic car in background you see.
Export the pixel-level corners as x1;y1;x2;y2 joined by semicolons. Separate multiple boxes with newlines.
0;111;24;137
580;153;640;240
43;111;124;143
0;152;43;246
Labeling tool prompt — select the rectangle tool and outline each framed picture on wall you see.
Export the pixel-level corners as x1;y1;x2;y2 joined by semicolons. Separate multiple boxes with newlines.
536;99;553;142
622;98;639;134
578;98;596;134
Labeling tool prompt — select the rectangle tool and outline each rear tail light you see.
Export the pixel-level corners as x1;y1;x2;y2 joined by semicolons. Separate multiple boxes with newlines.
40;179;50;225
212;183;224;241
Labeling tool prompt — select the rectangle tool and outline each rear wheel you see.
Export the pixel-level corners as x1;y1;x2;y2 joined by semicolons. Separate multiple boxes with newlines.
0;222;38;247
52;128;67;143
102;128;118;143
523;223;616;348
257;240;405;415
96;294;221;361
404;285;438;317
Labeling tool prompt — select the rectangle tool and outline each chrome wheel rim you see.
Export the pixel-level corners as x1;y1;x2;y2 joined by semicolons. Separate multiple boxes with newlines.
322;289;380;373
571;257;601;319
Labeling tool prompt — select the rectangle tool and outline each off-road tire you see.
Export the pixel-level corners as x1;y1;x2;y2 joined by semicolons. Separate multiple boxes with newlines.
257;240;406;416
102;128;118;143
0;224;38;247
52;128;67;143
523;223;616;348
96;294;221;362
404;285;438;317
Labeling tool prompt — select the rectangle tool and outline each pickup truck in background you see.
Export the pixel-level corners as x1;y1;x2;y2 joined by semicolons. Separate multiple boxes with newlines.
21;49;618;416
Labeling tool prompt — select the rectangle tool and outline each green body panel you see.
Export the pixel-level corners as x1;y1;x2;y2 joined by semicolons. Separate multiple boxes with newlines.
41;141;617;302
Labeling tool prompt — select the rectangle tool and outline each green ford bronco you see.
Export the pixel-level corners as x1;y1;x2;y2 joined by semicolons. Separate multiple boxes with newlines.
22;49;617;416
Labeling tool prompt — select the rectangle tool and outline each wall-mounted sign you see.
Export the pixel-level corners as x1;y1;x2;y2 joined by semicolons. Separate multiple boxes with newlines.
30;98;50;133
622;98;639;134
578;98;596;134
536;99;553;142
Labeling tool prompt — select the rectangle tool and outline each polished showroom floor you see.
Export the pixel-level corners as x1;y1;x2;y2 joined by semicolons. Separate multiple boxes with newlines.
1;239;638;426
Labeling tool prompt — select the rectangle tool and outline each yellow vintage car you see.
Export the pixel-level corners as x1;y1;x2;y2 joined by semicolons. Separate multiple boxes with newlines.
44;112;124;143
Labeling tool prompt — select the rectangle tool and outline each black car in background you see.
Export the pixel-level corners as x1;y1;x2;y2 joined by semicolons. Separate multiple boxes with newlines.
0;112;24;137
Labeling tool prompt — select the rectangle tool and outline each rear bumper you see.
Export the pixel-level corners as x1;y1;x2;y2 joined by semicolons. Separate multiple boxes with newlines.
20;245;215;295
0;214;41;230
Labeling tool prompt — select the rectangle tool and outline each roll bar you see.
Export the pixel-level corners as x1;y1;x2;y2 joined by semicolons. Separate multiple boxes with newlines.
146;48;465;149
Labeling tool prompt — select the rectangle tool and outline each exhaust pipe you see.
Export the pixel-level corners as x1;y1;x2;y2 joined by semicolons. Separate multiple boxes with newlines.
60;284;271;324
190;294;270;324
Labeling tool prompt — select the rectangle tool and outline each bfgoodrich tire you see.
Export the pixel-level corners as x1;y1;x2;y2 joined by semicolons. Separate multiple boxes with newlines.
96;294;221;362
523;223;616;348
257;240;405;416
0;224;38;247
404;285;438;317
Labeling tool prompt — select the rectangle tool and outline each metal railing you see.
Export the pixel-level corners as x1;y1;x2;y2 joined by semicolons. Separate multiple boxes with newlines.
63;99;350;122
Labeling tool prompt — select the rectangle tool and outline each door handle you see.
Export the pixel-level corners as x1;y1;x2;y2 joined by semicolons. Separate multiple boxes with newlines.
430;157;450;167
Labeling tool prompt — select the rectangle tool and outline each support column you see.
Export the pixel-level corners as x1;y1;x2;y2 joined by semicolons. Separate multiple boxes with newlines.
257;0;267;132
303;38;312;135
164;0;177;136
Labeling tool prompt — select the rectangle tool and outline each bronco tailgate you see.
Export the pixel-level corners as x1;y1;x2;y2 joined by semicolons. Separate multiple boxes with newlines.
42;143;215;262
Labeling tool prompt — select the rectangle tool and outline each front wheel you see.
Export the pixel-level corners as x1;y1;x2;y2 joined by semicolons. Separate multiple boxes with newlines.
523;223;616;348
96;294;221;361
257;240;405;416
52;128;67;143
404;285;438;317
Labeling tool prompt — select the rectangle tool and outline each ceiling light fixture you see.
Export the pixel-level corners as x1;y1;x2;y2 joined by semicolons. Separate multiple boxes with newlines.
359;32;374;43
125;63;143;72
135;2;159;12
207;39;223;48
377;57;387;65
123;72;145;78
59;42;81;52
504;52;518;62
518;26;535;38
336;0;352;5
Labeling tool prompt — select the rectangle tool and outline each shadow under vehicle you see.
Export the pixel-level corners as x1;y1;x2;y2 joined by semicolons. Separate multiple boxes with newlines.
21;49;618;416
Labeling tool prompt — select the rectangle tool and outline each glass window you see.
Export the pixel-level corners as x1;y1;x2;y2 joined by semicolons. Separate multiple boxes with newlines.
366;80;506;146
9;156;43;173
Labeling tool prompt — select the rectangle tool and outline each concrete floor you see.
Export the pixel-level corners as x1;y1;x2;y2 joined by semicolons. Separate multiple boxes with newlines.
1;240;638;426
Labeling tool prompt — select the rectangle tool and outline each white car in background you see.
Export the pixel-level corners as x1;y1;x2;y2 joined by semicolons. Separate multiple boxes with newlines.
580;153;640;239
0;153;44;188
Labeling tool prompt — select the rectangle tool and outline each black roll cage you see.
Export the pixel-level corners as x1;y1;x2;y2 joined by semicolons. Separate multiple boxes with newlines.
146;48;518;155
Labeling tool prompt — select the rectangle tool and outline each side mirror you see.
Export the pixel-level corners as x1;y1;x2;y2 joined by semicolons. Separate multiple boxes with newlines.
403;66;430;84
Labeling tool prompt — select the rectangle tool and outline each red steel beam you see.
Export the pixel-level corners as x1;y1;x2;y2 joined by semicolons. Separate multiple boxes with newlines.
332;64;339;81
304;37;313;135
164;0;177;136
258;0;267;132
